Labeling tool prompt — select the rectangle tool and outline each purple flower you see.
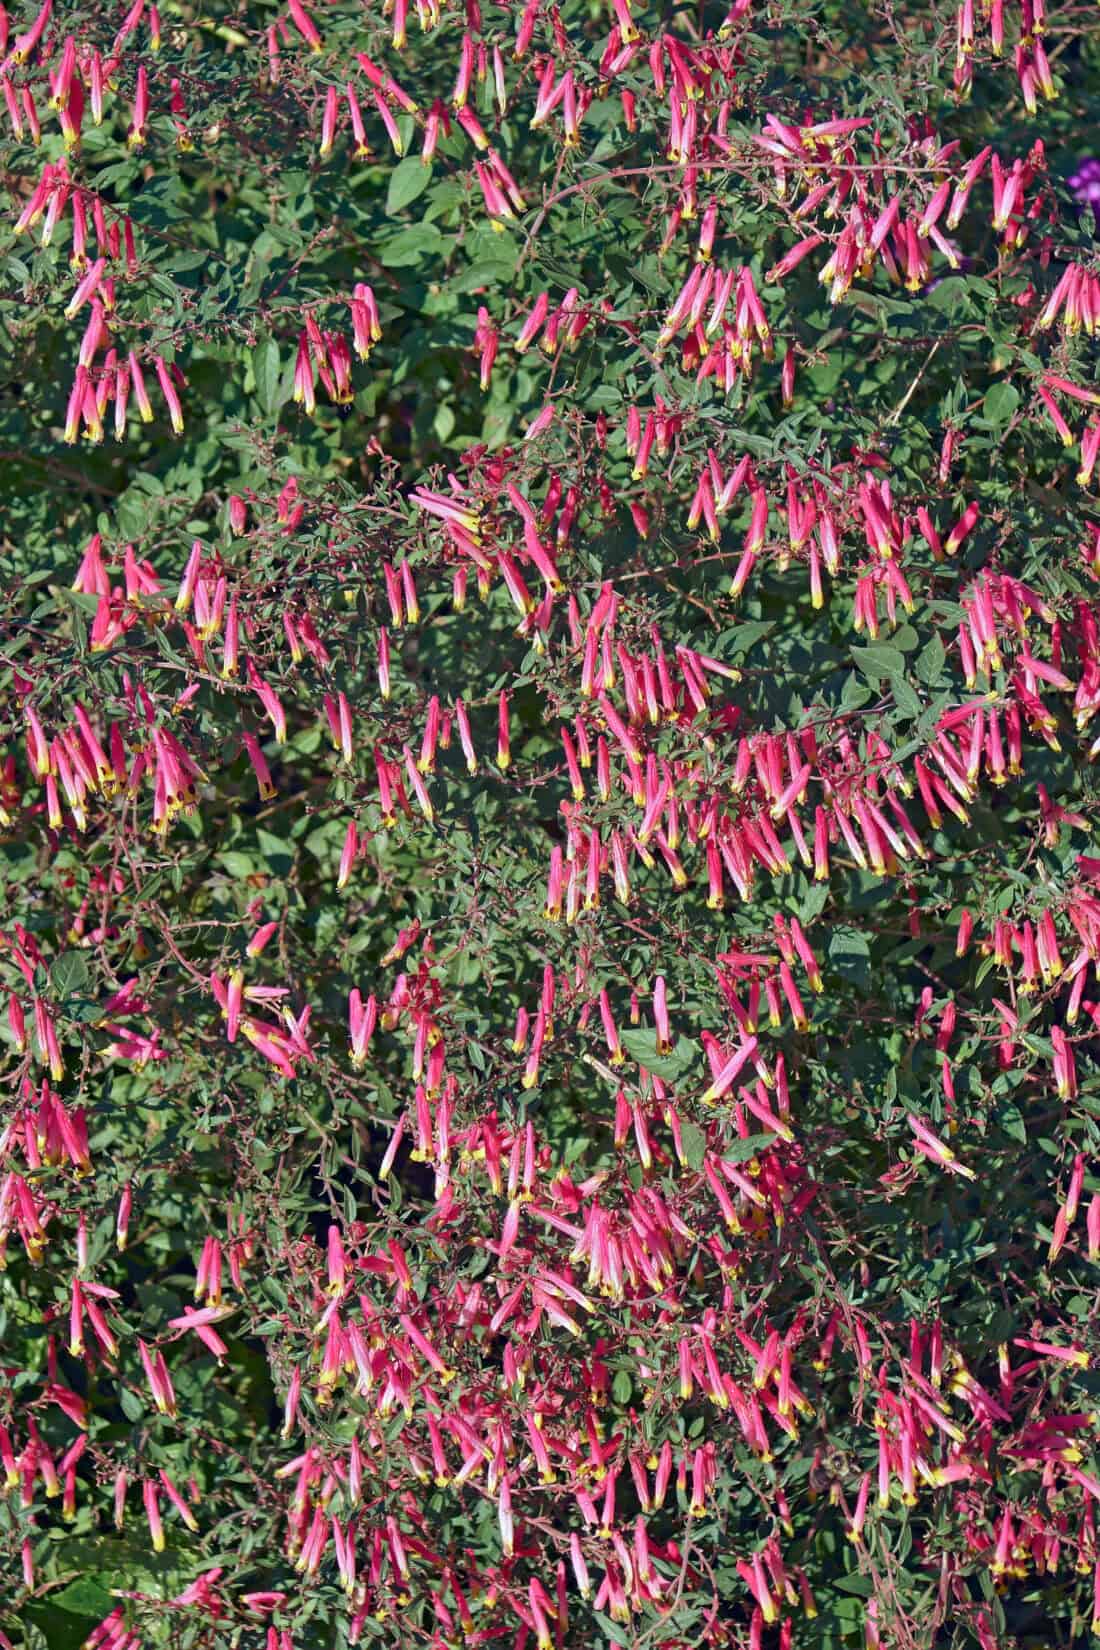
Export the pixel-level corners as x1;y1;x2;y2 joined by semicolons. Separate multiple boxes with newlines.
1068;157;1100;210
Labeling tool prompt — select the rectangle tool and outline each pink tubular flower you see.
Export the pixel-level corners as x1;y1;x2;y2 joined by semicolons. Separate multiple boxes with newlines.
907;1114;975;1179
168;1304;233;1360
143;1478;165;1552
652;974;672;1052
1051;1026;1077;1099
288;0;322;49
138;1338;177;1415
127;65;148;147
1013;1336;1089;1368
701;1036;759;1104
496;690;511;770
64;256;105;320
944;500;979;554
337;820;358;890
319;83;339;156
402;745;434;822
498;1474;514;1556
766;234;824;284
153;357;185;434
524;402;556;442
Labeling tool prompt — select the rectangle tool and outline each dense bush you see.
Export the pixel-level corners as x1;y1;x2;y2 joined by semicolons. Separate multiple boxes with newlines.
2;0;1100;1644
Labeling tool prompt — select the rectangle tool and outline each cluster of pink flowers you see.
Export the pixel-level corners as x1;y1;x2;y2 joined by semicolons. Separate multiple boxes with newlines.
3;0;1100;1639
291;286;383;413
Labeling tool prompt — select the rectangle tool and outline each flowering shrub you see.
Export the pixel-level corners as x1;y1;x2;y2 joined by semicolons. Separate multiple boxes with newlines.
3;0;1100;1646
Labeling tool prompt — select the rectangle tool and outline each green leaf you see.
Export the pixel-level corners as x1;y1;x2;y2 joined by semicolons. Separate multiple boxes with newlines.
120;1387;145;1421
218;851;256;878
829;929;872;987
716;621;775;658
451;257;519;294
723;1132;776;1165
799;881;830;921
253;338;282;415
983;382;1020;427
840;672;872;710
115;491;151;540
915;633;946;685
620;1028;699;1082
52;1580;115;1617
256;827;293;875
925;275;972;316
387;156;432;215
679;1120;708;1170
851;644;905;682
51;950;90;996
891;675;922;720
378;223;445;267
1000;1102;1027;1143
